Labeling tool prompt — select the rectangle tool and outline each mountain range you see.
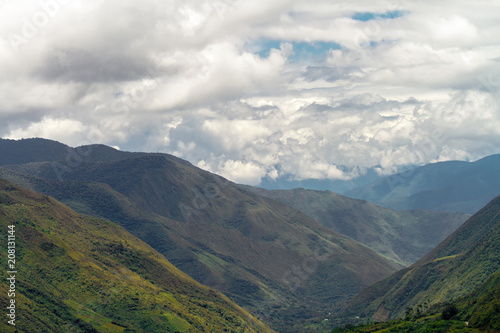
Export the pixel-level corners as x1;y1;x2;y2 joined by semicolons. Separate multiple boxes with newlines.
345;155;500;214
1;138;498;332
258;167;382;194
0;138;401;331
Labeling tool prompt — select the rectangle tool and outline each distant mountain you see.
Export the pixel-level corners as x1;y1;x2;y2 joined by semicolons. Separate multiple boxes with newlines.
345;195;500;321
0;138;400;332
0;179;271;333
258;167;382;193
345;155;500;214
242;187;469;266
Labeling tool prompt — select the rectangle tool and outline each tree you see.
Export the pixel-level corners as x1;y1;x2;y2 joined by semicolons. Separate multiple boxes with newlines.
442;304;458;320
405;307;414;320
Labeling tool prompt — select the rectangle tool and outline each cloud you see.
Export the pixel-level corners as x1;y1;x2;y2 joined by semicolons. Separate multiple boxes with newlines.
1;0;500;185
198;158;267;186
5;117;102;147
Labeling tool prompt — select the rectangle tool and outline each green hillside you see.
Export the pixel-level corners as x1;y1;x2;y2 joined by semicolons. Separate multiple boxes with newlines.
0;139;401;332
345;195;500;322
333;271;500;332
0;178;271;332
243;187;468;266
458;270;500;330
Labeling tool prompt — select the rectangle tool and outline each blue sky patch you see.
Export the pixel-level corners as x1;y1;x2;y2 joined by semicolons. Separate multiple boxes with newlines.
352;10;405;21
251;40;341;63
254;40;282;58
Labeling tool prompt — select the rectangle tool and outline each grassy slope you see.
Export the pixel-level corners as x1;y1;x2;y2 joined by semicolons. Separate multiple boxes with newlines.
243;187;468;266
1;153;400;332
345;196;500;321
333;271;500;332
0;178;272;333
458;271;500;330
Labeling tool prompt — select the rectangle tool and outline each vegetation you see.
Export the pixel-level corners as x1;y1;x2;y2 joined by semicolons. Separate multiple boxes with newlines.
0;179;271;332
457;271;500;331
332;317;481;333
442;304;459;320
332;283;500;333
345;195;500;321
0;138;69;165
333;272;500;333
0;138;145;166
243;186;469;266
3;138;498;333
0;138;402;332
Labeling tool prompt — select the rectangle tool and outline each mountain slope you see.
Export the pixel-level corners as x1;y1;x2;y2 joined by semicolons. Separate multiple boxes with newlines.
0;139;400;331
345;195;500;321
0;178;271;333
0;138;147;166
345;154;500;214
243;187;468;266
0;138;70;165
457;270;500;331
334;271;500;332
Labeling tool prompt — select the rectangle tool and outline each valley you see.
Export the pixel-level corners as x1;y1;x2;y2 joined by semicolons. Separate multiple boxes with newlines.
1;138;499;332
2;2;499;332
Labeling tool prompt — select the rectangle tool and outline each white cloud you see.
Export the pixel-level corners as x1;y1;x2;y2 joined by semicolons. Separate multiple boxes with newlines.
1;0;500;185
5;117;101;147
198;158;266;185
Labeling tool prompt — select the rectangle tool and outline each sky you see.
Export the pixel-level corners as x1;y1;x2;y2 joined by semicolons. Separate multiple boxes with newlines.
1;0;500;185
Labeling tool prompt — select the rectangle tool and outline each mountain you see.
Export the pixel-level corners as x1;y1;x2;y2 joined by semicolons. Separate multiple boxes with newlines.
0;138;147;166
241;187;469;266
258;167;382;193
333;270;500;332
0;138;400;332
457;270;500;331
0;138;71;164
345;195;500;321
333;272;500;332
345;154;500;214
0;178;271;333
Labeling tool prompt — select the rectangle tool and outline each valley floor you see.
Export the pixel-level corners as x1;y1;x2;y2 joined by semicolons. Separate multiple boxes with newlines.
333;316;486;333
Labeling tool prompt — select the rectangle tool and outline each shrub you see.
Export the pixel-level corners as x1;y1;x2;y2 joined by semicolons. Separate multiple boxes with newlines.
442;304;458;320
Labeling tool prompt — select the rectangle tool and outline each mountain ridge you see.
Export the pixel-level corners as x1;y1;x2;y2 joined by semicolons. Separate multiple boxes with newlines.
0;178;272;333
345;195;500;321
0;138;400;331
242;186;469;266
345;154;500;214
